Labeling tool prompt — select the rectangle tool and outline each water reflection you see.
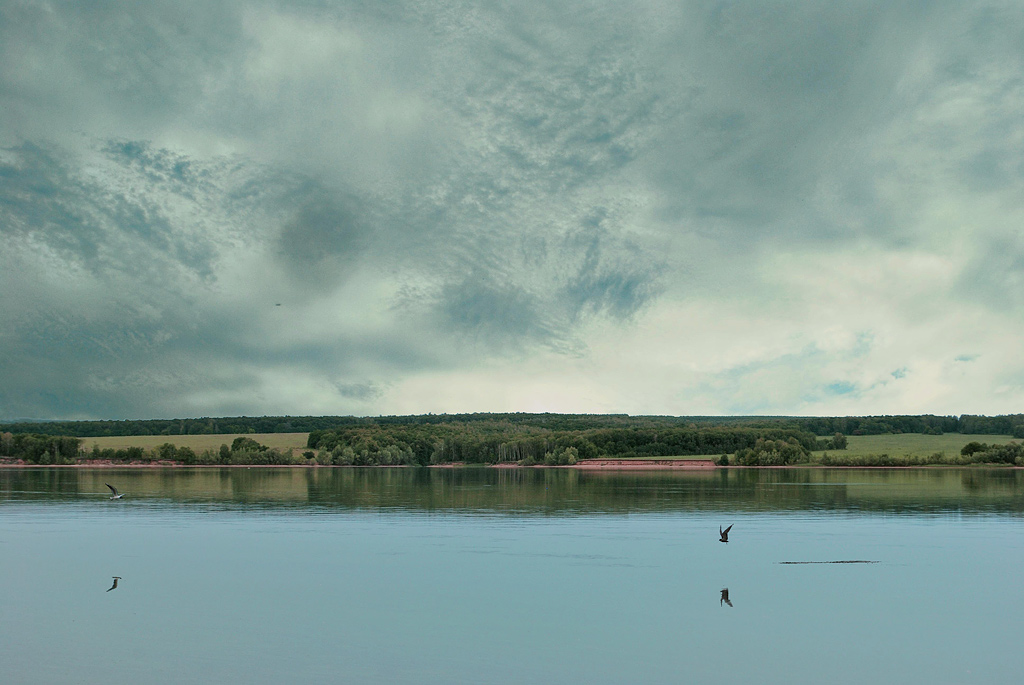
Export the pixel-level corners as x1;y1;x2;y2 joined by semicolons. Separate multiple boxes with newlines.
3;467;1023;685
2;466;1024;516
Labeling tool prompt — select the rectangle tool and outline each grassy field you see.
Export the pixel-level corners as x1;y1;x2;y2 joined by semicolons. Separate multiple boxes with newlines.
81;433;310;453
814;433;1015;459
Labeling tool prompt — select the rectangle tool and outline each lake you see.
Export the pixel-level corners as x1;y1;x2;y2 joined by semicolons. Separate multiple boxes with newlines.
2;467;1023;684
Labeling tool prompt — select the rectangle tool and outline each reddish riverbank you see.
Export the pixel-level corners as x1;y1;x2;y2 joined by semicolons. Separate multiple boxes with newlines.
572;459;716;470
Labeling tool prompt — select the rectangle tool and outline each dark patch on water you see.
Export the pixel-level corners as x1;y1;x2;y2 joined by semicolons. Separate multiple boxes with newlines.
778;560;880;564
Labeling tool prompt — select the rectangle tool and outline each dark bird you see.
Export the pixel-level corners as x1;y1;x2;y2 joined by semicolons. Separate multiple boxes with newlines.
719;524;733;543
106;577;122;592
105;483;124;500
720;588;732;607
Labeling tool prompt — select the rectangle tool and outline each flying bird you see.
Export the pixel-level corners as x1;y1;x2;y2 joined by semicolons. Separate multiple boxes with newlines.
105;483;124;499
106;577;122;592
720;588;732;607
719;524;733;543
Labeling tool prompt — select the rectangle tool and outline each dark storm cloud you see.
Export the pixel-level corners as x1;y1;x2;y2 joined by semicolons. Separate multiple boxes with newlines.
561;216;663;321
334;381;385;402
276;192;369;285
434;274;555;348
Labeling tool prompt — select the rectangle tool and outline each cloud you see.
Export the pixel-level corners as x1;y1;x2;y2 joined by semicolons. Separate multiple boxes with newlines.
2;1;1024;419
334;381;385;402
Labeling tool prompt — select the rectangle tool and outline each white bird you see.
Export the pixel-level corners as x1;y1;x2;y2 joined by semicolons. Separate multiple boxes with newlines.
105;483;124;500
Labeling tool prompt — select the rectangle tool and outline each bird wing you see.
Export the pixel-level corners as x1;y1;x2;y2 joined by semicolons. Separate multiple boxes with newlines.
722;524;733;536
105;483;118;495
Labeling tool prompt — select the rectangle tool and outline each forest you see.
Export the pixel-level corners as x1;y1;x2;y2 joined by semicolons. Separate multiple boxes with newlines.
3;412;1023;439
1;412;1023;466
304;422;832;466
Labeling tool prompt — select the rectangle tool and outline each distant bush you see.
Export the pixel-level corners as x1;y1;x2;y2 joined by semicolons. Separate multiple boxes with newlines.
820;452;945;467
231;437;267;452
961;441;988;456
971;442;1022;465
735;438;809;466
543;446;579;466
196;449;221;465
3;434;81;464
227;447;293;465
816;432;848;450
819;444;1022;466
327;443;413;466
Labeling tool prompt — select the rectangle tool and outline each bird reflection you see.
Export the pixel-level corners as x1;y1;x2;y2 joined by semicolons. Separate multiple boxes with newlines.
720;588;732;607
105;483;124;500
106;577;122;592
719;524;732;543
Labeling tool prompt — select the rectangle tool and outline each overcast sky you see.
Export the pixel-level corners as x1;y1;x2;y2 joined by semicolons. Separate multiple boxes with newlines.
2;0;1023;421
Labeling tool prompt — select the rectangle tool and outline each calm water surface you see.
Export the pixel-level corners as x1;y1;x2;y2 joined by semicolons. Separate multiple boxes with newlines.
2;467;1023;684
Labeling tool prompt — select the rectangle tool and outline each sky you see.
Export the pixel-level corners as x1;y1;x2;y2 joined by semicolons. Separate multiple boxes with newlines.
2;0;1023;421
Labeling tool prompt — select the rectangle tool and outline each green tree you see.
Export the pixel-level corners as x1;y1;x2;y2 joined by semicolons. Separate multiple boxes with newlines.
231;437;266;452
961;441;987;456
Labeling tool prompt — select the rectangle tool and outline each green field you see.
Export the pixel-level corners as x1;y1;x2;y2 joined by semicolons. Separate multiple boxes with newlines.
81;433;310;454
815;433;1015;459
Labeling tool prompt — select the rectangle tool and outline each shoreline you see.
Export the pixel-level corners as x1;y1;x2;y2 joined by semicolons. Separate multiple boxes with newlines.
1;459;1019;470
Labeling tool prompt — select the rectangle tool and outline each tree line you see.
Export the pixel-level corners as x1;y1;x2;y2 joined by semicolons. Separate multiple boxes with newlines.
0;416;356;438
304;422;829;466
4;425;1022;467
4;412;1023;440
0;433;308;466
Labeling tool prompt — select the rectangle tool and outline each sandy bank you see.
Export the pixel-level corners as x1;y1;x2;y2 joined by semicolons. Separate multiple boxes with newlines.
573;459;717;470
